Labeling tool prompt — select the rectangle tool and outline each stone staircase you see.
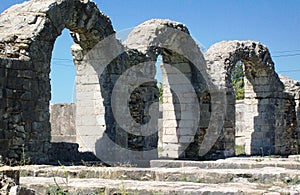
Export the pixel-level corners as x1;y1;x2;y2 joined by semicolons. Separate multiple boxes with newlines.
1;156;300;194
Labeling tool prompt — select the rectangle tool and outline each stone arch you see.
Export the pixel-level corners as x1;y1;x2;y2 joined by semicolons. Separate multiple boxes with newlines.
124;19;234;159
205;41;298;155
0;0;114;163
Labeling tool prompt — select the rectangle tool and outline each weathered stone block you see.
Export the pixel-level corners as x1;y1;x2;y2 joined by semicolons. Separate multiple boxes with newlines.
0;139;10;152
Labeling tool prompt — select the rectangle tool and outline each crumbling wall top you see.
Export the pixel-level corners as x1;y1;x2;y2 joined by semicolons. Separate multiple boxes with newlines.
279;74;300;100
0;0;114;60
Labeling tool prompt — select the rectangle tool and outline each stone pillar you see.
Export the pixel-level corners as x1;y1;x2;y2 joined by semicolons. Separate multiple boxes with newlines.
72;45;106;153
243;74;260;155
159;60;199;158
235;100;246;146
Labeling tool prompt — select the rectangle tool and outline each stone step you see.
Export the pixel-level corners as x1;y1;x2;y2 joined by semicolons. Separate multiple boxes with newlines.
18;165;300;185
20;176;291;195
0;167;35;195
150;156;300;169
0;166;20;184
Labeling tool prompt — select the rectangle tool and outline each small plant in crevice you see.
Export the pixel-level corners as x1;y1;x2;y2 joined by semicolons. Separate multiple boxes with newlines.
157;82;163;104
283;177;300;185
260;147;264;157
47;185;69;195
157;146;164;153
151;192;165;195
80;159;106;167
113;184;129;195
47;176;69;195
235;145;246;156
47;166;70;195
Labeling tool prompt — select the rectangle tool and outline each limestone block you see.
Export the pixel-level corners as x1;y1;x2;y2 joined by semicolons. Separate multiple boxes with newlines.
163;120;178;128
164;127;177;135
162;135;178;143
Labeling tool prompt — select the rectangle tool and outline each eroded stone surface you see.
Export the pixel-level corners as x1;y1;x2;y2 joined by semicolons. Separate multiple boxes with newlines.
16;159;300;194
279;75;300;154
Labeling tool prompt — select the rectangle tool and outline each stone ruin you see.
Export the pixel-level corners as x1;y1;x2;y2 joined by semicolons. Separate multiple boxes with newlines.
0;0;299;166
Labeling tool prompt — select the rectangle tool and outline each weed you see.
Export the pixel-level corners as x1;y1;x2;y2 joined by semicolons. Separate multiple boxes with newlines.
47;176;69;195
260;147;264;157
47;185;69;195
235;145;246;156
81;160;106;167
157;147;164;153
283;177;300;185
47;165;70;195
113;185;129;195
113;162;137;168
152;192;164;195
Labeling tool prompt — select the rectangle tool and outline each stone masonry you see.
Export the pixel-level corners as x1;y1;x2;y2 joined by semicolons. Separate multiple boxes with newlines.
124;19;234;159
0;0;299;165
279;74;300;153
205;41;298;155
235;100;246;146
0;0;114;163
50;103;76;143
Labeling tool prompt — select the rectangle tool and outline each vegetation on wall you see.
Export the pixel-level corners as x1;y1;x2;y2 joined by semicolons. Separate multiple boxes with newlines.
158;82;163;104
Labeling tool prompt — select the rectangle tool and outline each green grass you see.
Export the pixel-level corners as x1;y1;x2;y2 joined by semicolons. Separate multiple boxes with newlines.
235;145;246;156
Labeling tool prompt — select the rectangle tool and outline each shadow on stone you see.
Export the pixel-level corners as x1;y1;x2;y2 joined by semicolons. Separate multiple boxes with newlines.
48;142;101;165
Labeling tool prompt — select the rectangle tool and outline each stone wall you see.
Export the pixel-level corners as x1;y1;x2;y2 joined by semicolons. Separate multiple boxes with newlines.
50;103;76;143
279;75;300;153
235;74;300;153
0;0;114;163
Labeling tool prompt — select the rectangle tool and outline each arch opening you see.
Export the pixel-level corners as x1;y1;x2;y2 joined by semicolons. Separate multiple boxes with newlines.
206;41;298;157
49;29;77;149
50;29;76;104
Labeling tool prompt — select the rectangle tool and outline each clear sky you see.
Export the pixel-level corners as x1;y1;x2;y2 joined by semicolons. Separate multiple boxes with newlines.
1;0;299;103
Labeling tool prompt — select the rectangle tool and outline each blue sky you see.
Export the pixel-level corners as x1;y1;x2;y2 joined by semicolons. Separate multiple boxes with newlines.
1;0;299;103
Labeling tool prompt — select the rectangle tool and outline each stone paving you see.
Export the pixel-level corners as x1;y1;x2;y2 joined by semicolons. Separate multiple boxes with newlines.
1;156;300;194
